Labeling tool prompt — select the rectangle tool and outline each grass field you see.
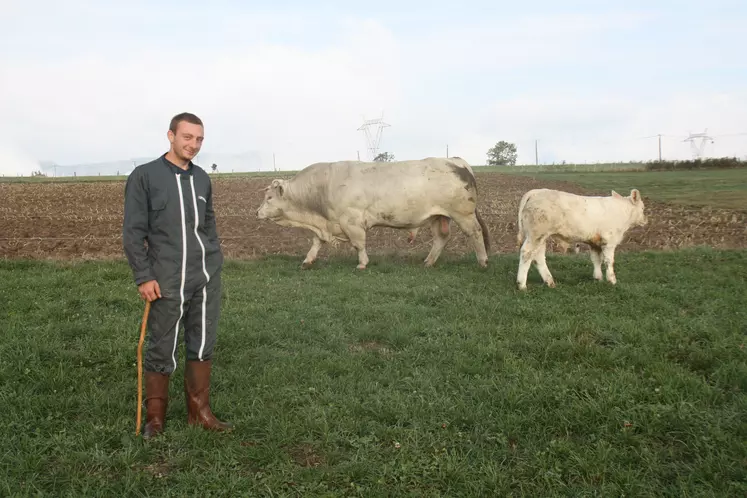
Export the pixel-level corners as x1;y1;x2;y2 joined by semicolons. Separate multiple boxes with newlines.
496;168;747;210
2;248;746;496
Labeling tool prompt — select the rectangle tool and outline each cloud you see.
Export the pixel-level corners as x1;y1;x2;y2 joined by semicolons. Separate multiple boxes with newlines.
0;2;745;173
0;14;403;169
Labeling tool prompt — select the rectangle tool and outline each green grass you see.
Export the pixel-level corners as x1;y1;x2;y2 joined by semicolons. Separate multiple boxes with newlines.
474;162;646;174
496;168;747;210
1;248;746;496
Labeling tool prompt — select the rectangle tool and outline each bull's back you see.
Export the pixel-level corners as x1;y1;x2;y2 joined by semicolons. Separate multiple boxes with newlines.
338;158;475;200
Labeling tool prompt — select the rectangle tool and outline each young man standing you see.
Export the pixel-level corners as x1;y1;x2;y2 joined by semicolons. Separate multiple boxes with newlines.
123;112;232;438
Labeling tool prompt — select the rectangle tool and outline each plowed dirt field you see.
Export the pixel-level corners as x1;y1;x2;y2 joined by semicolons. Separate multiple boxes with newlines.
2;172;745;261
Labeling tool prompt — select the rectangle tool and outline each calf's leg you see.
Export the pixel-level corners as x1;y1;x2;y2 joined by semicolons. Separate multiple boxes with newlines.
516;237;536;290
589;247;603;281
602;245;617;284
533;241;555;288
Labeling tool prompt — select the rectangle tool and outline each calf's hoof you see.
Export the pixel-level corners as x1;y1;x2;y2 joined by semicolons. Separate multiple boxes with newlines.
546;280;556;288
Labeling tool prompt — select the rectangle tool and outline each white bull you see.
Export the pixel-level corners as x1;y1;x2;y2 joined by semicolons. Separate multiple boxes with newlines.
516;188;647;290
256;157;491;269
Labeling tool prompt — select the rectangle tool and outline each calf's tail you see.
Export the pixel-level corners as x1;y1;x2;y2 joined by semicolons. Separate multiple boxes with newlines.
516;191;532;247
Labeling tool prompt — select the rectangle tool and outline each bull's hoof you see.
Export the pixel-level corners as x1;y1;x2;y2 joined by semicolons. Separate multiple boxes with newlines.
356;264;367;270
301;261;313;269
517;283;527;291
546;280;556;288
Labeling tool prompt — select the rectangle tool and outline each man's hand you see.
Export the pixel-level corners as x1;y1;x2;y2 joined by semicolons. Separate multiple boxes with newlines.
138;280;162;302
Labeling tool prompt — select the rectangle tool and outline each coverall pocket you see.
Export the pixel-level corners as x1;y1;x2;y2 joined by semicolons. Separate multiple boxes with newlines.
149;190;168;211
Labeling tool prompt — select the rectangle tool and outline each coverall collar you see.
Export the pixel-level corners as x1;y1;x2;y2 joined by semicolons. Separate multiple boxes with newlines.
161;153;195;175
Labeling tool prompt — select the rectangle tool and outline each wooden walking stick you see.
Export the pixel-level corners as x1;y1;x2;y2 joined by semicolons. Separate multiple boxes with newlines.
136;300;151;436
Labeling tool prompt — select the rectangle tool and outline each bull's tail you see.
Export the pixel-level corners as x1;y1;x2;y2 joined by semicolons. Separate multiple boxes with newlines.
475;209;490;254
516;190;533;247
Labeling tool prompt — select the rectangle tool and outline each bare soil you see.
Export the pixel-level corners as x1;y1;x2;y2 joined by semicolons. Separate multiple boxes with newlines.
1;172;745;261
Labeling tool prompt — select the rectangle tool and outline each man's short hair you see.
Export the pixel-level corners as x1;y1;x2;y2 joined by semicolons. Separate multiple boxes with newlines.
169;112;203;133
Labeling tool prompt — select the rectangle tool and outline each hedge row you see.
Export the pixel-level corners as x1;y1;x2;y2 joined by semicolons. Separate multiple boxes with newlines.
644;157;746;171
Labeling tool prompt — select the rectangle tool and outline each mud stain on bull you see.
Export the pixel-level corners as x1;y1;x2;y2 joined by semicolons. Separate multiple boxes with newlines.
447;162;477;191
292;168;331;218
380;213;395;222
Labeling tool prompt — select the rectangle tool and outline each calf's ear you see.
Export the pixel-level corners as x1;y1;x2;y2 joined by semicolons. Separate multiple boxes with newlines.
630;189;641;203
611;190;623;199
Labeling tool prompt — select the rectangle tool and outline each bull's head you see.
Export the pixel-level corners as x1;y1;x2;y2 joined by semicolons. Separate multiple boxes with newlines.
256;179;287;220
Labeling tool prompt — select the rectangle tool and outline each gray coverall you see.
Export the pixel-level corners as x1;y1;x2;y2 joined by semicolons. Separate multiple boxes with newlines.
122;154;224;374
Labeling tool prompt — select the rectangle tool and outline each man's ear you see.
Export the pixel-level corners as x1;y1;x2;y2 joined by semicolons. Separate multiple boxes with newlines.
611;190;623;199
630;189;641;203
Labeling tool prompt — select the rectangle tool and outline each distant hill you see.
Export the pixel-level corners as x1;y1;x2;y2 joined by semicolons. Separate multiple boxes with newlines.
38;151;265;177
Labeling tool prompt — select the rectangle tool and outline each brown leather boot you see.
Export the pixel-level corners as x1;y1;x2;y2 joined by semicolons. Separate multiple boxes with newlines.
184;360;233;431
143;371;170;439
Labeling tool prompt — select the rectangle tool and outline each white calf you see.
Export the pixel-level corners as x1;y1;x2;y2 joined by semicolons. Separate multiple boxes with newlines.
516;188;647;290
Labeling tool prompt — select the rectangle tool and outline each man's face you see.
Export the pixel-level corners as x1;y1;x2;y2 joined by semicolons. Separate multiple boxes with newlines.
168;121;204;162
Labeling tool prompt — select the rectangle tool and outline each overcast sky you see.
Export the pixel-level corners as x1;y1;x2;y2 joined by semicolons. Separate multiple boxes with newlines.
1;0;746;173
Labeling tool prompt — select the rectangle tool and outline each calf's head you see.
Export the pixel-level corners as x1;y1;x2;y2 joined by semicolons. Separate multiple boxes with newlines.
257;179;289;220
612;188;647;227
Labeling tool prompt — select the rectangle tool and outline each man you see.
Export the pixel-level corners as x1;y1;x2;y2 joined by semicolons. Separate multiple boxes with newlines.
122;112;232;438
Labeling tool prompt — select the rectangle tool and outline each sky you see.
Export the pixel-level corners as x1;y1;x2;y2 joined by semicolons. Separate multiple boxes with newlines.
1;0;746;175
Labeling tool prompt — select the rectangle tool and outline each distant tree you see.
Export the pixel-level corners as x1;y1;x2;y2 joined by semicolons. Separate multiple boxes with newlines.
373;152;395;162
486;141;517;166
211;163;218;173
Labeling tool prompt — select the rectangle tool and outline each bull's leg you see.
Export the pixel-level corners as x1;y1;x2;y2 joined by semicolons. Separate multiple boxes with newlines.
451;213;488;268
424;217;451;267
602;245;617;284
533;242;555;288
301;236;323;269
340;223;369;270
516;237;536;290
589;248;603;281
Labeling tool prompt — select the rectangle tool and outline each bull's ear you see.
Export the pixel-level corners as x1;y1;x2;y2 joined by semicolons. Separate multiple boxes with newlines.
630;189;641;203
611;190;623;199
270;179;285;196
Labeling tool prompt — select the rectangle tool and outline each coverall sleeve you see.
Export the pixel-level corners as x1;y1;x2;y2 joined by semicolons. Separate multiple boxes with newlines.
204;179;220;244
122;168;156;285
